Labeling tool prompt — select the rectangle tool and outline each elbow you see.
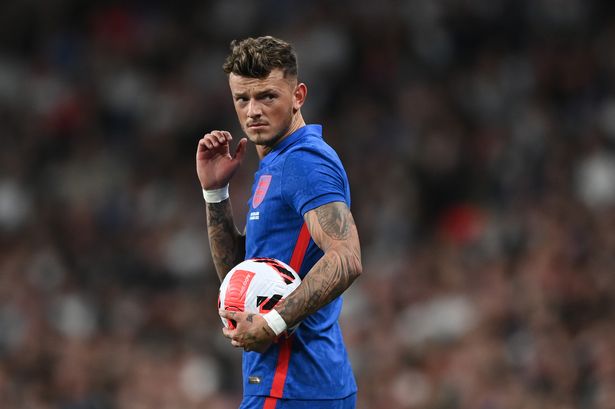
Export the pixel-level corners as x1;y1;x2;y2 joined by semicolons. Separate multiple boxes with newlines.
348;251;362;282
329;245;362;284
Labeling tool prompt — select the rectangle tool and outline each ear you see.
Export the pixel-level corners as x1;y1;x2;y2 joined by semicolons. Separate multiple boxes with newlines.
293;83;307;113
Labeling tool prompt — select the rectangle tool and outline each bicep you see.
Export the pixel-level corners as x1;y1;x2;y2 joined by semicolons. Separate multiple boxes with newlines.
274;202;361;325
304;202;361;257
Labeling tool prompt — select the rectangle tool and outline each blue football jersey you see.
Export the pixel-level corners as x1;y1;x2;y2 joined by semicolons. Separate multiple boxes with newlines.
243;124;357;399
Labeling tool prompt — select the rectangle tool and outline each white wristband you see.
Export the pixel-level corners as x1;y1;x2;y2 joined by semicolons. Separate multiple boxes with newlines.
263;309;288;336
202;185;229;203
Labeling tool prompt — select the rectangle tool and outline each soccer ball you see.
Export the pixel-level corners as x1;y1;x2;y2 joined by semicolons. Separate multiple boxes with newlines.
218;258;301;332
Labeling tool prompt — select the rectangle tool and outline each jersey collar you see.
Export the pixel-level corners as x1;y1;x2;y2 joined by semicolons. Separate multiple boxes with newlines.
260;124;322;167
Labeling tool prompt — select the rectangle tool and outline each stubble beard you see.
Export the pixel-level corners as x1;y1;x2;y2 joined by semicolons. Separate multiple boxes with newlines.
245;111;294;149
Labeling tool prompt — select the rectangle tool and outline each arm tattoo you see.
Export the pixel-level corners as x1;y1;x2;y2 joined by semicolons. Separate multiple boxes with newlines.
276;202;362;326
313;204;351;240
206;200;245;282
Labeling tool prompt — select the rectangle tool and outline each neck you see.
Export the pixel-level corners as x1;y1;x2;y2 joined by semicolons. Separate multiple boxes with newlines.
256;113;306;159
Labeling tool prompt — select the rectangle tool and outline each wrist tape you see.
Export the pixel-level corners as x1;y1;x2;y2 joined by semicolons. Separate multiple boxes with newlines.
263;310;287;336
202;185;229;203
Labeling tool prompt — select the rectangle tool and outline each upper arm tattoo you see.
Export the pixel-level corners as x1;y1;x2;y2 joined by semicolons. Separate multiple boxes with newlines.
306;202;355;251
276;202;362;325
312;204;351;240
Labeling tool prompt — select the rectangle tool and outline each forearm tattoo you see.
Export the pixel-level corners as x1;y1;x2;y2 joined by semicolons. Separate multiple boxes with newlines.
206;200;245;282
276;202;362;326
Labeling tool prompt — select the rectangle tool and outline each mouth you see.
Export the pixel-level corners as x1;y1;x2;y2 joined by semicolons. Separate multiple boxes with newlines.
248;123;267;129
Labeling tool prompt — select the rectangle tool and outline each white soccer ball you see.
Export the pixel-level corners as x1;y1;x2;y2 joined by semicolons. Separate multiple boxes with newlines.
218;258;301;332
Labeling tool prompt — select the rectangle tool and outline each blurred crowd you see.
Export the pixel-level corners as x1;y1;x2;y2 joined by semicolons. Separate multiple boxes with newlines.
2;0;615;408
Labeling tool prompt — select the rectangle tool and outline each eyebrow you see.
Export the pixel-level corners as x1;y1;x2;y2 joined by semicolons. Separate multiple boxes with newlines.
233;88;279;99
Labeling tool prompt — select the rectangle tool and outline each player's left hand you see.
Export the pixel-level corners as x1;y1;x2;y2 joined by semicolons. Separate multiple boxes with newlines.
219;310;275;353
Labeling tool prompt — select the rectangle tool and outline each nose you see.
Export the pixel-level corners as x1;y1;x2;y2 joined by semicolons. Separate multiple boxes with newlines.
247;99;262;118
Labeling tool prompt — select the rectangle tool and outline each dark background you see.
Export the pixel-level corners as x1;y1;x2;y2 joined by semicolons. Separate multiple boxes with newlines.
2;0;615;408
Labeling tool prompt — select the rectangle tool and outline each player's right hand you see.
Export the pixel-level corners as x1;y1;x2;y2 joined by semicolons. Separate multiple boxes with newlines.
196;131;247;190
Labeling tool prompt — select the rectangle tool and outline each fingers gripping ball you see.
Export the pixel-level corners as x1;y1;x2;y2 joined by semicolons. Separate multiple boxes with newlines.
218;258;302;334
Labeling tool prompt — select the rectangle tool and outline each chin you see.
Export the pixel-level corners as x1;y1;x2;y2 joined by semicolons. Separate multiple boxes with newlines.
247;130;277;146
246;132;266;144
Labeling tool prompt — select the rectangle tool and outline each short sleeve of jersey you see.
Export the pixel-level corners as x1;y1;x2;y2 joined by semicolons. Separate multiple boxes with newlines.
281;147;347;216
